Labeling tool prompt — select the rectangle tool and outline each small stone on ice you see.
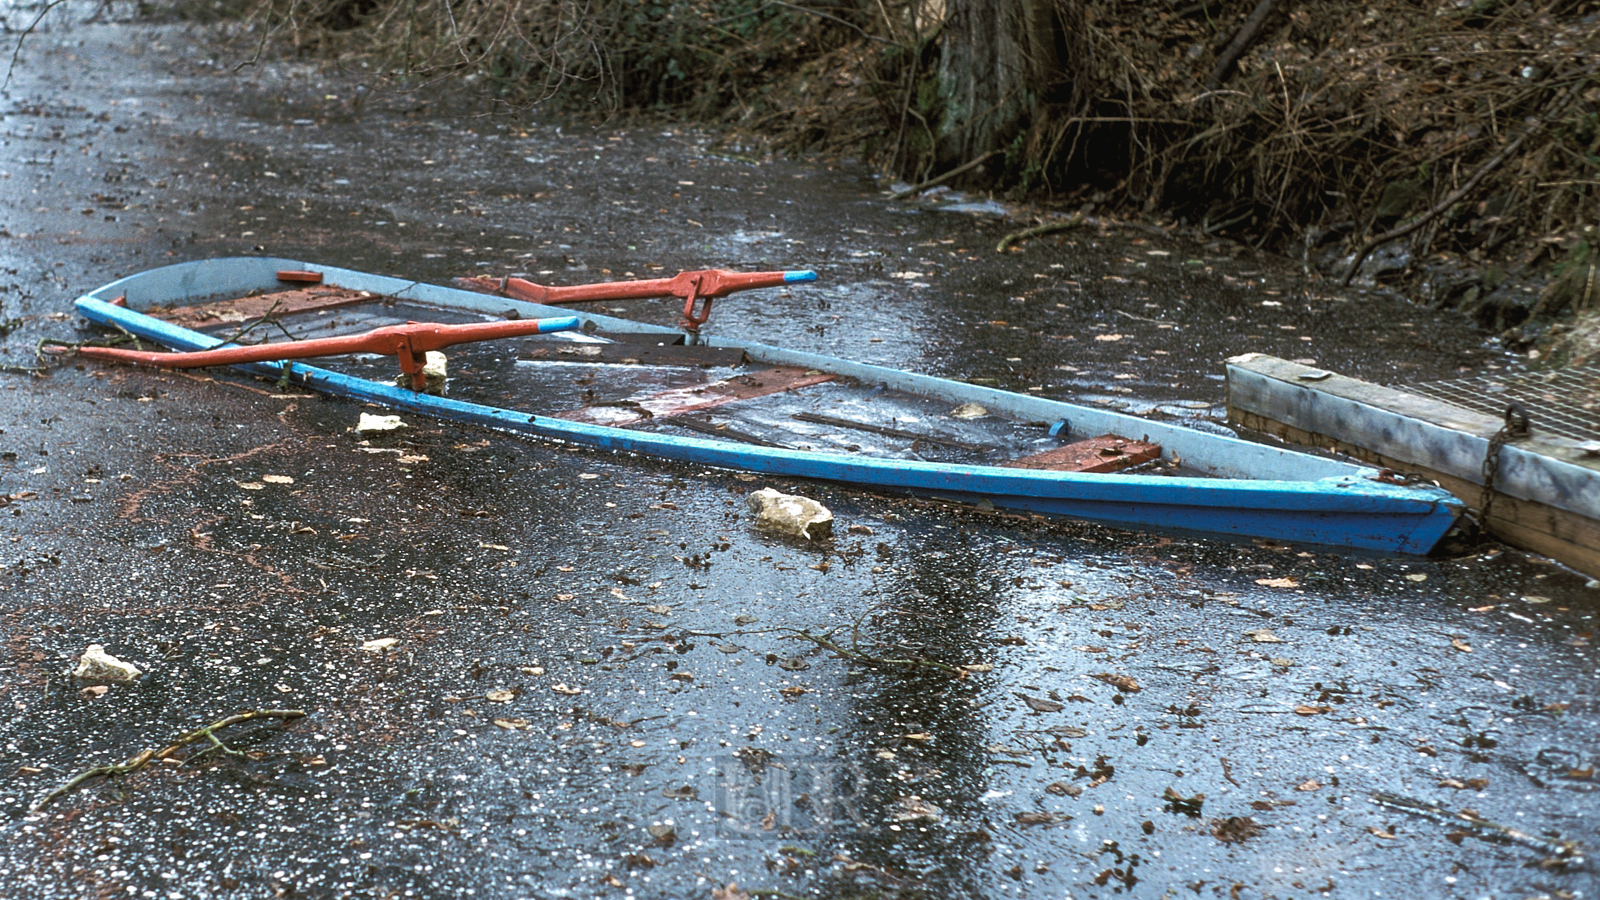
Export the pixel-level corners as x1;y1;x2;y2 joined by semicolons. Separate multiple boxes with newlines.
950;402;987;419
746;488;832;540
355;413;407;433
70;644;142;683
397;351;448;391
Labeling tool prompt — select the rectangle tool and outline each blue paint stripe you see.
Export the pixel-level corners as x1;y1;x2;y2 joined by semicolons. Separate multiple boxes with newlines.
783;270;818;283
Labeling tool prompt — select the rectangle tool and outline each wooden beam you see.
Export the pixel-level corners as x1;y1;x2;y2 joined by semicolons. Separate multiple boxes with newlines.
1226;354;1600;577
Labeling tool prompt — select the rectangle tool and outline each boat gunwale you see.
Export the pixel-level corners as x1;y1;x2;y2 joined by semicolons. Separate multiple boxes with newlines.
72;257;1465;553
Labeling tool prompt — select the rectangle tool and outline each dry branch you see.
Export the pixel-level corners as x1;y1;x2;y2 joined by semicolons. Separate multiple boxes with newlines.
1206;0;1285;90
996;213;1088;252
1340;67;1597;286
32;709;306;811
889;149;1002;200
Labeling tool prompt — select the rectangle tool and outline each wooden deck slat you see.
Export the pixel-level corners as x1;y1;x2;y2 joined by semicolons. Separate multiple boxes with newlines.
521;341;747;368
557;366;836;425
154;287;377;330
1003;434;1162;473
791;411;992;452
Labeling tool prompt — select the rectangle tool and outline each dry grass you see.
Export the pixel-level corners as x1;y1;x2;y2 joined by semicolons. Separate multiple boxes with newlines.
217;0;1598;284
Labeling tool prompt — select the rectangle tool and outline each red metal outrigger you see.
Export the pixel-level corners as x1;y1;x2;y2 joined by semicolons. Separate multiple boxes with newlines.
72;268;815;389
74;313;582;391
455;268;818;329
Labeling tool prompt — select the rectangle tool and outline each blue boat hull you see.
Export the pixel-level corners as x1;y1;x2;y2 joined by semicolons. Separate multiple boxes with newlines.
73;258;1463;554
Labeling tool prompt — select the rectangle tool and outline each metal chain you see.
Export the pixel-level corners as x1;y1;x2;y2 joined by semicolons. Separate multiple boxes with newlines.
1478;401;1531;534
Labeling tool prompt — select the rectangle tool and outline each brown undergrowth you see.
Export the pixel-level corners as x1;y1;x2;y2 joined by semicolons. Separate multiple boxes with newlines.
200;0;1597;331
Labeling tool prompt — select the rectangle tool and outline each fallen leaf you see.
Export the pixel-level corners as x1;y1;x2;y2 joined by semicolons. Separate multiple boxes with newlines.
485;689;516;702
892;795;942;822
1244;629;1286;643
647;824;677;845
647;604;672;615
662;785;698;800
361;638;399;652
711;884;748;900
1045;781;1083;797
1021;694;1064;712
1451;639;1473;653
1094;333;1125;342
1293;704;1331;716
902;732;933;742
1296;779;1321;791
1091;673;1142;693
1405;573;1428;582
552;683;585;695
1254;577;1299;588
261;474;294;484
1014;811;1069;826
1368;826;1397;840
493;718;529;730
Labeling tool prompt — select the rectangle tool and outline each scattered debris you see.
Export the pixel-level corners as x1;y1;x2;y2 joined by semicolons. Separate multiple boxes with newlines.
1210;815;1262;843
949;402;988;419
1370;792;1585;861
891;795;942;822
1162;787;1205;817
69;644;142;684
746;488;833;540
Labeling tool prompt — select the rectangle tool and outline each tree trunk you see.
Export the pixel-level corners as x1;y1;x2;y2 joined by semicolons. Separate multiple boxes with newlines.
934;0;1080;172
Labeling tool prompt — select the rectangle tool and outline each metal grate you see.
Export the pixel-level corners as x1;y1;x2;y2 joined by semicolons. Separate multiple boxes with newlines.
1406;366;1600;443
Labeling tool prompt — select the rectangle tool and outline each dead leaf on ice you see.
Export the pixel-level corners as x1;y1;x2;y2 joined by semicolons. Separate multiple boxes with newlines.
1090;673;1142;693
1254;577;1299;588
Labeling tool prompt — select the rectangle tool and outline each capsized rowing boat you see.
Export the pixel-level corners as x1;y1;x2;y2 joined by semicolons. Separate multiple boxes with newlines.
71;257;1463;553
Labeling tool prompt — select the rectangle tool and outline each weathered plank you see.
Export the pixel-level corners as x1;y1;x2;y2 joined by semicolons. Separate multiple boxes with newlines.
1003;435;1162;474
521;341;747;368
791;411;992;452
154;287;376;330
1227;353;1600;577
558;366;836;426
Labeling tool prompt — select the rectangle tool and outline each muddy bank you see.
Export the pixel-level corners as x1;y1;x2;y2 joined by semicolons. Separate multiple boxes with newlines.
1;9;1598;900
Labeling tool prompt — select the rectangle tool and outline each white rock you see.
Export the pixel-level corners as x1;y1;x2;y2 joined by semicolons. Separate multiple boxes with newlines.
70;644;142;683
746;488;833;540
950;402;988;419
397;351;448;391
355;412;407;433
